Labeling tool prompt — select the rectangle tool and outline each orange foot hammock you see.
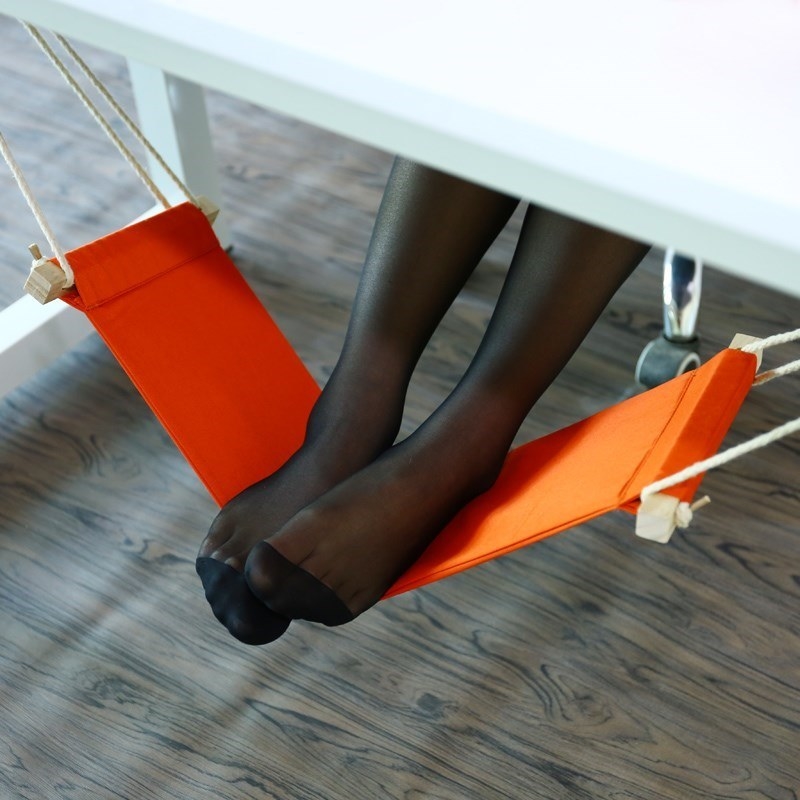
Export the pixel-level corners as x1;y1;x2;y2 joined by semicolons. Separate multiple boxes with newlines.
18;200;797;597
2;25;798;606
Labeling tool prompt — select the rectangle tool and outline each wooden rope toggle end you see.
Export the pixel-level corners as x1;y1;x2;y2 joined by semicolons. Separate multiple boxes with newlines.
729;333;763;370
635;493;711;544
195;195;220;225
24;242;67;304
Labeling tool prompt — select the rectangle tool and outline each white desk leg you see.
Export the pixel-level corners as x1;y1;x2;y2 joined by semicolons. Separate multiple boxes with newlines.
0;296;93;399
127;60;231;248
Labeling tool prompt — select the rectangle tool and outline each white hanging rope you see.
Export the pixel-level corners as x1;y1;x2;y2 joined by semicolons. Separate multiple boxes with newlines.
0;131;74;286
23;23;171;210
5;22;210;298
754;357;800;386
53;33;197;206
641;416;800;500
747;326;800;385
740;327;800;353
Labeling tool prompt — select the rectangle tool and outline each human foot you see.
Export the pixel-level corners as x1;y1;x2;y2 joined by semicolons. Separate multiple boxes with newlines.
243;411;508;625
196;366;407;643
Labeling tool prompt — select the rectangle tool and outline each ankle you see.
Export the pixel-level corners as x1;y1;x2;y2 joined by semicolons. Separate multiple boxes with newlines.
407;418;509;506
412;392;525;492
303;366;407;454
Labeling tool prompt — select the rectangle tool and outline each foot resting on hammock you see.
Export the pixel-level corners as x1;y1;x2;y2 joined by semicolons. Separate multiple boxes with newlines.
243;392;509;624
196;158;522;642
196;157;650;644
196;360;405;643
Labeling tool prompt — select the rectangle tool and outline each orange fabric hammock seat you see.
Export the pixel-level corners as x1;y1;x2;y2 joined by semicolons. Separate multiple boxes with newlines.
58;202;758;598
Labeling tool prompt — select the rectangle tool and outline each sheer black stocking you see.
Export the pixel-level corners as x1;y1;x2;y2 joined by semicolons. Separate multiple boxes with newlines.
196;158;518;643
243;206;650;627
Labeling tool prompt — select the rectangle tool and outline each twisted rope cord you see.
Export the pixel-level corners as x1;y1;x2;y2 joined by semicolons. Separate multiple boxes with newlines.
754;357;800;386
741;327;800;353
0;131;74;285
747;326;800;384
641;416;800;500
53;33;196;206
24;23;171;209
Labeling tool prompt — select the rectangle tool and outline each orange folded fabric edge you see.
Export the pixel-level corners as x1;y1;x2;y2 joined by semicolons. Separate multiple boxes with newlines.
60;203;320;506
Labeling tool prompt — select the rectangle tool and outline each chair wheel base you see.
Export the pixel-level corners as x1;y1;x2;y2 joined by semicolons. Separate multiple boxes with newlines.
636;336;701;388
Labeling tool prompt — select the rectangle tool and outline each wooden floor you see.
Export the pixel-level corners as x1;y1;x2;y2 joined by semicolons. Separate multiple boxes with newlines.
1;17;798;800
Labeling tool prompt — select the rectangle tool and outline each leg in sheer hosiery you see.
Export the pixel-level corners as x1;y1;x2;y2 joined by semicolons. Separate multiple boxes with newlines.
196;157;519;643
243;206;650;625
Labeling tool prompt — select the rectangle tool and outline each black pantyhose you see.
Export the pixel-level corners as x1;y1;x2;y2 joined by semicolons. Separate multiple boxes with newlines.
242;206;649;630
196;158;519;643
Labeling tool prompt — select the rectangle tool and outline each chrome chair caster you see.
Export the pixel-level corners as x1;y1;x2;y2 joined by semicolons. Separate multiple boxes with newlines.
636;250;703;388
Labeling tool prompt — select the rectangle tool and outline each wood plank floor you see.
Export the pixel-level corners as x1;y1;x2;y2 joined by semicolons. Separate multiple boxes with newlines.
1;16;798;800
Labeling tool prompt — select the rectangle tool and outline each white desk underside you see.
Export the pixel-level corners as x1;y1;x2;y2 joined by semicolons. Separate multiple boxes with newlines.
1;0;798;294
0;0;797;399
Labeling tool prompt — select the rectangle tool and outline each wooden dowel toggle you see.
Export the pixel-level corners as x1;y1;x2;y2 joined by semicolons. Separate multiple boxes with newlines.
24;242;67;304
195;195;220;225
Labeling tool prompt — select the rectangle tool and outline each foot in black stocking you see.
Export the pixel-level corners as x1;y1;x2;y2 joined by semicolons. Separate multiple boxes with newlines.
244;207;649;628
196;158;518;643
244;406;508;623
195;557;291;644
195;367;405;644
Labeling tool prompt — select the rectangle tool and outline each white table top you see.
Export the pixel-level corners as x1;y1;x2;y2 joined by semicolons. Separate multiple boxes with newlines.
2;0;799;292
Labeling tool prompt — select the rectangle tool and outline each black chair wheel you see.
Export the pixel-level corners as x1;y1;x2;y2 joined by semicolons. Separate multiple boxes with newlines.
635;336;701;388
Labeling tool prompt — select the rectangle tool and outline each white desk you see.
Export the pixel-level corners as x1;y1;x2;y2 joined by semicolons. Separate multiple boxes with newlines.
1;0;798;394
